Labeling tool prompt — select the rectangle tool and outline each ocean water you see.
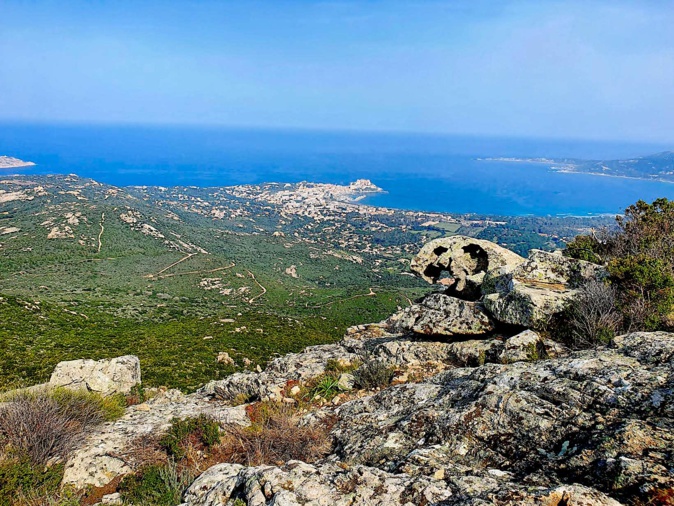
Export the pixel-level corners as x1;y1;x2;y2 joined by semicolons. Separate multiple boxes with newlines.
1;122;673;217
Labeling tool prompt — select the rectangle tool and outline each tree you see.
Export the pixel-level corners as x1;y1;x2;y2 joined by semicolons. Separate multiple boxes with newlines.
565;198;674;331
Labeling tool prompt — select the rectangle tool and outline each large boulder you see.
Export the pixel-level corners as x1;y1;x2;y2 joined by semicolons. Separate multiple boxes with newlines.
49;355;141;396
482;250;608;329
387;293;495;337
410;236;525;299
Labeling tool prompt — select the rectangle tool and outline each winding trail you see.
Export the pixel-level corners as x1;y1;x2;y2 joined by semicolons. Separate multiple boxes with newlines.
308;287;377;308
151;252;198;278
247;270;267;304
96;212;105;253
157;262;236;280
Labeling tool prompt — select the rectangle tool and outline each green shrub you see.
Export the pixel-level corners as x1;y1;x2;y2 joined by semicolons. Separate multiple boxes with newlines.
48;388;127;422
353;361;394;390
160;415;221;460
310;375;341;401
0;459;64;506
565;198;674;332
119;461;193;506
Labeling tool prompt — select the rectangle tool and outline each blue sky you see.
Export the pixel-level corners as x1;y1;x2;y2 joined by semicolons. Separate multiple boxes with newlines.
1;1;673;142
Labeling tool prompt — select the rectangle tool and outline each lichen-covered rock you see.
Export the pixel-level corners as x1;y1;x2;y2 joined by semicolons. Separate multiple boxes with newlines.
410;236;525;299
62;389;249;488
49;355;141;396
329;331;674;504
511;249;608;288
181;460;453;506
388;293;495;337
200;344;361;402
499;329;544;363
482;250;608;329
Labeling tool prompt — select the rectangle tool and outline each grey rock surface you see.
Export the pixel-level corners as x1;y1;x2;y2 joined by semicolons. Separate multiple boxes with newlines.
388;293;495;337
181;460;452;506
482;250;608;329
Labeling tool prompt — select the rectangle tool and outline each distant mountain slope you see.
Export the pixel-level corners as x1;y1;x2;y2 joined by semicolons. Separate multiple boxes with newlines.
0;174;612;391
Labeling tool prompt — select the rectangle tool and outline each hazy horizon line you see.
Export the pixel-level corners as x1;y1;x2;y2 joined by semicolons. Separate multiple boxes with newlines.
1;117;672;151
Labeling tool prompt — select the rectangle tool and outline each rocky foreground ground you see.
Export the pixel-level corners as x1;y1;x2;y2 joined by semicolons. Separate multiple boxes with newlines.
11;237;674;505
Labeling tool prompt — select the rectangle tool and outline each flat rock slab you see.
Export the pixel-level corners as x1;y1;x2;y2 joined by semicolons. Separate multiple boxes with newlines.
62;389;249;488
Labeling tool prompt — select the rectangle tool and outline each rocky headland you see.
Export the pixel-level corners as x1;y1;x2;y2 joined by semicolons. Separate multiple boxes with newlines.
2;236;673;505
0;156;35;169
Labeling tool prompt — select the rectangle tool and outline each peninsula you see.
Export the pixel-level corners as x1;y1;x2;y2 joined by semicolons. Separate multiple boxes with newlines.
0;155;35;169
482;150;674;183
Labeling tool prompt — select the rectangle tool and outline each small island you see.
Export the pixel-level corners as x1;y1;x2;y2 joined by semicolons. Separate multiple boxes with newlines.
0;155;36;169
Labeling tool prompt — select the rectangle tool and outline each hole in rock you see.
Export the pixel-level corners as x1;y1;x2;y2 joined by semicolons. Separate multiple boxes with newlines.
461;244;489;274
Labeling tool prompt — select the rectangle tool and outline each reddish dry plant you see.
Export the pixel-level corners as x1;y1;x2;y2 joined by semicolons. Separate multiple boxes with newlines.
643;488;674;506
217;402;334;466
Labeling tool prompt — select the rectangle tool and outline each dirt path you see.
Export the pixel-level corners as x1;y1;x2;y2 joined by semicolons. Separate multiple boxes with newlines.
308;287;377;308
96;212;105;253
157;262;236;280
150;252;198;278
247;270;267;303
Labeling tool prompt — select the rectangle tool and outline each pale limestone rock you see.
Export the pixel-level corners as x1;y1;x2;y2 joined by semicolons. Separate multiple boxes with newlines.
49;355;141;396
410;236;525;298
337;373;355;391
216;352;235;366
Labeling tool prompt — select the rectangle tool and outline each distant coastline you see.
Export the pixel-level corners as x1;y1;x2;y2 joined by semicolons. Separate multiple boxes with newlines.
480;154;674;184
0;156;36;169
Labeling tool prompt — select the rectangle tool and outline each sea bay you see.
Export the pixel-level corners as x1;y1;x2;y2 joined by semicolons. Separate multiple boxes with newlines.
1;122;673;216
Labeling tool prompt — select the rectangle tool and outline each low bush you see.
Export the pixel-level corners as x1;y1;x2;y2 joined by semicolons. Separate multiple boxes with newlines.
0;388;123;466
219;401;332;466
118;460;193;506
159;415;221;461
0;460;60;506
565;280;622;348
0;459;82;506
565;198;674;332
353;360;394;390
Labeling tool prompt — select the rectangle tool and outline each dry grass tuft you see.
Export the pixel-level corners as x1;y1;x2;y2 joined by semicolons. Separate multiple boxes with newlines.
0;388;112;466
215;402;333;466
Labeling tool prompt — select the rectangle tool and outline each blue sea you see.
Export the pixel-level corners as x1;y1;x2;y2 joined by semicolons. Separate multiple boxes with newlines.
1;122;673;217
